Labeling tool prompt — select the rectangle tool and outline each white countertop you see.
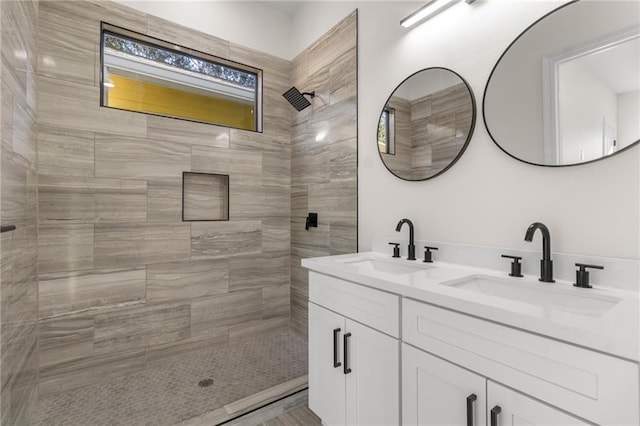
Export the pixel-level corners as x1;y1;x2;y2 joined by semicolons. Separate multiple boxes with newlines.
302;251;640;363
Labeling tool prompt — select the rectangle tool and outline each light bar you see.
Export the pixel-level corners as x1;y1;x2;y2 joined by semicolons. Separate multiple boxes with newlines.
401;0;474;28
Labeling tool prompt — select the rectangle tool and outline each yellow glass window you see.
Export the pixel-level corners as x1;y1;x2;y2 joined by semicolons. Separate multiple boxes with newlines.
101;23;262;132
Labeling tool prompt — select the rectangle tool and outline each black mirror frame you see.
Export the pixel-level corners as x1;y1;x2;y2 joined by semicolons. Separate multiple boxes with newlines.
377;67;476;182
482;0;640;168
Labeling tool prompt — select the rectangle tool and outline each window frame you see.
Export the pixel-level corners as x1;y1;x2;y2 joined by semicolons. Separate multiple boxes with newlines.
378;105;396;155
100;22;263;132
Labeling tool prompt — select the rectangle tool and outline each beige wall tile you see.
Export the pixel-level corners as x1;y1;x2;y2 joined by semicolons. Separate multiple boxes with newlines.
229;253;289;292
147;115;230;149
38;127;94;177
191;290;262;338
95;134;190;180
39;268;147;318
39;224;94;273
147;178;182;223
94;223;191;268
191;221;262;259
38;175;147;223
147;259;229;302
183;173;229;221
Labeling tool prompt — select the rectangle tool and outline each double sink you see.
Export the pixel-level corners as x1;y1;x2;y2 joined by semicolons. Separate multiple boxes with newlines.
339;255;620;318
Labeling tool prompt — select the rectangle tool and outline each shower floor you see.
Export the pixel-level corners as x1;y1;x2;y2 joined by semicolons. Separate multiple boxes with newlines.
32;331;308;426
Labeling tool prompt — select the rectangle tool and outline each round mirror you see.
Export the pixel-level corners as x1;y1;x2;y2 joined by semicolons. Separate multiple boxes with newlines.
377;67;475;181
484;0;640;167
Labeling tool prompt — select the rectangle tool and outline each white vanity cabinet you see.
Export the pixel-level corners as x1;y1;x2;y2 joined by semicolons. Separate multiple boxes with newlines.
402;299;639;426
308;272;400;426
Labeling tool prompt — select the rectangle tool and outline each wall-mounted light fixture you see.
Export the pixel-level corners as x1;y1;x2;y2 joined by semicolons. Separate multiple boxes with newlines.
401;0;475;28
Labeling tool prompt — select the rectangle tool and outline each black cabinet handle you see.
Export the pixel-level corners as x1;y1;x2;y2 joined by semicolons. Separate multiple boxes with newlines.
466;394;477;426
490;405;501;426
343;332;352;374
333;328;342;368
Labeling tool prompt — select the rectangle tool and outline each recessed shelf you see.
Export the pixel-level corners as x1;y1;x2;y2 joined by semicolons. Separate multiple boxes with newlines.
182;172;229;221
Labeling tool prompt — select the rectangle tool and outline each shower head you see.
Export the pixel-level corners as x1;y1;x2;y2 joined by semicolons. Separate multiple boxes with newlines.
283;87;315;111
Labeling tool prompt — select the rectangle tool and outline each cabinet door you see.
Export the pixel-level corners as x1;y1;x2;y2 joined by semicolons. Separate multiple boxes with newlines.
309;302;346;426
487;381;588;426
345;318;399;426
403;344;487;426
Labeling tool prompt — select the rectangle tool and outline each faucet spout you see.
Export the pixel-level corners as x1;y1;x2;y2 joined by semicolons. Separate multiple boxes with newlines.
395;218;416;260
524;222;554;283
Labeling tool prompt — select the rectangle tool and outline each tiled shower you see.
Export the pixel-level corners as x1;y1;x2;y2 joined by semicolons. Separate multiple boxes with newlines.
0;0;357;424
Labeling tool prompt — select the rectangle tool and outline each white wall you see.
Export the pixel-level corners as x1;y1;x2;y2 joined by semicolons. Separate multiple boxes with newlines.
292;0;639;260
618;90;640;149
114;0;293;59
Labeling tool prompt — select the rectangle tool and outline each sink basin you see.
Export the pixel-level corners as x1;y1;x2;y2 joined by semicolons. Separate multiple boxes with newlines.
441;275;620;317
342;258;432;275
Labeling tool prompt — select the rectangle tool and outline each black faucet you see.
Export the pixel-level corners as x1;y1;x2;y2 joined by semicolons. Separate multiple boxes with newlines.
524;222;554;283
395;218;416;260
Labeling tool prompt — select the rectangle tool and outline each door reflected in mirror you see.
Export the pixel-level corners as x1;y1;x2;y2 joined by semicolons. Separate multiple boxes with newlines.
377;67;475;181
484;0;640;166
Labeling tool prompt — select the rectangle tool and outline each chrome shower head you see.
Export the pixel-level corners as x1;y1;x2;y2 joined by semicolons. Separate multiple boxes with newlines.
283;87;315;111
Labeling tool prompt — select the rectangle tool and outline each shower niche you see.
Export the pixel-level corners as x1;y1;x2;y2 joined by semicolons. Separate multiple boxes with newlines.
182;172;230;221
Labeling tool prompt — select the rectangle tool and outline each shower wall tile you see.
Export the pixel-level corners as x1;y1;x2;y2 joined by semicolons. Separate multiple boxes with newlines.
38;76;147;137
94;134;190;180
147;178;182;222
38;224;94;273
146;14;230;59
147;259;229;302
191;221;262;259
147;115;230;149
229;253;289;292
38;268;147;318
38;175;147;223
191;290;262;338
94;302;190;354
94;223;191;268
35;0;293;394
37;127;94;177
290;11;358;336
1;1;39;422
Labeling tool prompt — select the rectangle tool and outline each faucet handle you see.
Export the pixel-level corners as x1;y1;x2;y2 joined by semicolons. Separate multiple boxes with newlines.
574;263;604;288
388;242;400;258
423;246;438;263
501;254;523;277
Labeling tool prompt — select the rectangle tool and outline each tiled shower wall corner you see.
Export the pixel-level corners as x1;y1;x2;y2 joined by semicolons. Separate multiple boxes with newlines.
35;0;292;397
1;0;40;424
290;12;358;336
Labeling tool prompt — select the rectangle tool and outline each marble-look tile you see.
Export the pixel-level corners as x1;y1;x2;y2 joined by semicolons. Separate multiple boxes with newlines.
147;259;229;302
229;253;289;292
39;347;147;397
431;82;471;115
307;11;357;78
229;43;289;85
262;219;290;254
230;184;265;220
146;14;230;59
308;180;356;223
39;268;147;318
229;127;291;154
183;173;229;221
260;185;290;220
147;115;230;148
330;219;357;255
192;146;262;186
38;315;95;372
262;284;290;319
147;178;182;223
228;317;290;346
95;133;190;180
330;137;357;182
410;94;433;122
145;330;229;366
191;290;262;338
263;152;290;188
37;127;94;177
38;76;147;137
191;221;262;259
329;48;357;105
38;224;94;273
94;302;191;355
10;99;37;171
38;175;147;223
94;223;191;268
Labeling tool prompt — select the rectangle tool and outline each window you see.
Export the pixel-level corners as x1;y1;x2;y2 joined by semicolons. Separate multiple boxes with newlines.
101;23;262;131
378;105;395;154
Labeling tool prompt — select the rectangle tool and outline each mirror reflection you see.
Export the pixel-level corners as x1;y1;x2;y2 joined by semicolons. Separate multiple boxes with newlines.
377;68;475;181
484;0;640;166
